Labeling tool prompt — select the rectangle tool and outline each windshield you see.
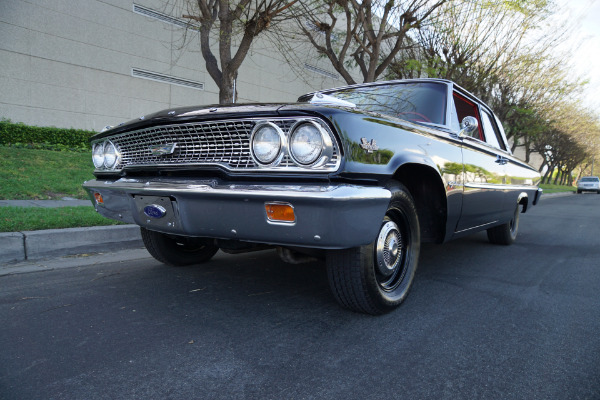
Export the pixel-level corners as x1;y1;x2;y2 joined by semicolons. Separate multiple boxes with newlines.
581;177;599;182
303;82;447;125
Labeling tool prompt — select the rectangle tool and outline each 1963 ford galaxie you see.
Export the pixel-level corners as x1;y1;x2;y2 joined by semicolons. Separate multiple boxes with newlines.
83;78;542;314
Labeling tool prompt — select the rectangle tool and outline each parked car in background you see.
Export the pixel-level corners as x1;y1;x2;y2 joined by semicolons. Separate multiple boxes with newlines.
83;78;542;315
577;176;600;194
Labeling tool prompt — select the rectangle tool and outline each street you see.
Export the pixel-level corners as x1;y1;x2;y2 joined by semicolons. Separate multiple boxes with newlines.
1;194;599;399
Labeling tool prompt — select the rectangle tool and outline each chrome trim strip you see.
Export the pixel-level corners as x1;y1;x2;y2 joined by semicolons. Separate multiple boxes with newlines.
455;220;499;234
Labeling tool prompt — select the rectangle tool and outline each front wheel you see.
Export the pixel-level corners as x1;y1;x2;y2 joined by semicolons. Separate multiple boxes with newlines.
141;227;219;266
326;184;420;315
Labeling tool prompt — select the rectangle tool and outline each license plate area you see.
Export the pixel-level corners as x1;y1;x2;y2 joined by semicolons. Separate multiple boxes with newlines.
132;195;179;230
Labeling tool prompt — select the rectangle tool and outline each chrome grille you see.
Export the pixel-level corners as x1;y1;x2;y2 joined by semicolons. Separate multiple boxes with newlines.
95;118;340;172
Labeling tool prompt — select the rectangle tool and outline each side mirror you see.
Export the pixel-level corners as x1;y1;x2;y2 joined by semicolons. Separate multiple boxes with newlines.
458;116;479;138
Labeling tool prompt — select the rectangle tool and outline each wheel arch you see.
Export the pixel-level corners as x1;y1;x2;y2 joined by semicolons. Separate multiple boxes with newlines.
391;162;448;244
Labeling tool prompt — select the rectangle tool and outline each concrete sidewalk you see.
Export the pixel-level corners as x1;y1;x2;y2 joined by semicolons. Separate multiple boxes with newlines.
0;191;574;267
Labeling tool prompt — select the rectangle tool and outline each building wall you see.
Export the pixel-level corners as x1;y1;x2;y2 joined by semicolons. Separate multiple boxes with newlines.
0;0;346;131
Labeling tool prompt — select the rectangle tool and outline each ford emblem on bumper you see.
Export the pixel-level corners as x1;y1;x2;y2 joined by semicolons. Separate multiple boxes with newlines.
144;204;167;219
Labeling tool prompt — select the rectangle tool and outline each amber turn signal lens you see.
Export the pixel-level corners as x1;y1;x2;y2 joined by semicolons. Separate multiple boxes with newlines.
265;203;295;222
94;192;104;204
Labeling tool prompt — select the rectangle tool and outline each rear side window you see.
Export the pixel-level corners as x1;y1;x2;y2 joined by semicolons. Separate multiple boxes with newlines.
480;110;507;151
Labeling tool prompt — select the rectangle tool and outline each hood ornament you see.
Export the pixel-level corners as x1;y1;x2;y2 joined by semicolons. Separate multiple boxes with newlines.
310;93;356;108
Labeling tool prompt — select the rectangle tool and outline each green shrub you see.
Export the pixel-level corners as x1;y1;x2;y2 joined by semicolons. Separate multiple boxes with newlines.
0;118;96;151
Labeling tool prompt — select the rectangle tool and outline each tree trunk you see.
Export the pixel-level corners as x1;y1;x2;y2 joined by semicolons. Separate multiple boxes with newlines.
552;166;562;185
542;165;553;184
219;68;237;104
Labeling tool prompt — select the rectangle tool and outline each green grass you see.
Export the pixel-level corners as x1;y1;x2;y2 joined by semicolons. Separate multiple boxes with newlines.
0;206;124;232
539;183;576;193
0;146;94;200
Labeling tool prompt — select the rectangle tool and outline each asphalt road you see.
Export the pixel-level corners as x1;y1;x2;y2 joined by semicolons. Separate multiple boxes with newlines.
1;194;599;399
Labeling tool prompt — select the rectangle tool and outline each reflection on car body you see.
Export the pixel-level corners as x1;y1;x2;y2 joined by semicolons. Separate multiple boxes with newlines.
83;78;542;315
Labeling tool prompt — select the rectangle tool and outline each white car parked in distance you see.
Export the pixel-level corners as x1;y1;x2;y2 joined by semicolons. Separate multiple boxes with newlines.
577;176;600;194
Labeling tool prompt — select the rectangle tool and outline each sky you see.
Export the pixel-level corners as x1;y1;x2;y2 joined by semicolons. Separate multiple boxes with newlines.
557;0;600;112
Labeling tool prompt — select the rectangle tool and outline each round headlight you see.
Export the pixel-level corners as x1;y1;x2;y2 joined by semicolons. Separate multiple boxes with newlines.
92;143;105;169
251;123;284;165
103;140;119;169
289;122;324;165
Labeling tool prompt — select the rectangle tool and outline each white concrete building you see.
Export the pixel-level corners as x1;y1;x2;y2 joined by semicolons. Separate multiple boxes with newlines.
0;0;346;131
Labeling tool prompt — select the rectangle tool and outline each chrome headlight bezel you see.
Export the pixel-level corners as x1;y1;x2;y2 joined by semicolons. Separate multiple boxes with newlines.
250;122;286;166
288;120;333;168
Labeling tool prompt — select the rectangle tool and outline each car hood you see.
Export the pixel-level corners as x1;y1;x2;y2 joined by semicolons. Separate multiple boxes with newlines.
93;103;292;139
92;102;372;141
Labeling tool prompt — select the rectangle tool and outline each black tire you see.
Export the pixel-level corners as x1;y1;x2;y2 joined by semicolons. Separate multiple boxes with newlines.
326;183;420;315
487;204;520;245
577;190;581;194
140;227;219;266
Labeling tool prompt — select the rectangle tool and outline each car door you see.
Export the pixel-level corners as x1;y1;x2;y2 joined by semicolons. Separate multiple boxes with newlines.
453;92;508;233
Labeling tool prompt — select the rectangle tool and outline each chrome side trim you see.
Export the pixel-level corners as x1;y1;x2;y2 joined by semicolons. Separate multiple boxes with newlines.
454;220;499;234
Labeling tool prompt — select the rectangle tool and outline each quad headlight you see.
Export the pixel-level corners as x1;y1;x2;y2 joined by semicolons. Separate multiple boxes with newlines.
289;121;333;167
250;122;285;166
289;122;325;165
92;140;121;170
249;119;335;169
92;143;105;169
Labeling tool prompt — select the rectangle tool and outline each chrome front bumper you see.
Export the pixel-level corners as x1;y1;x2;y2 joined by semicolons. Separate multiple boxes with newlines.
83;178;391;249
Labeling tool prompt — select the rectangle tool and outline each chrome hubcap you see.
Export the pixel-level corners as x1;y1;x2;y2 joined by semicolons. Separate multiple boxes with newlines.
376;221;402;277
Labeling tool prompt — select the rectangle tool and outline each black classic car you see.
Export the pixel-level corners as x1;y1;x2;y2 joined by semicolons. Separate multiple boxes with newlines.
83;79;542;315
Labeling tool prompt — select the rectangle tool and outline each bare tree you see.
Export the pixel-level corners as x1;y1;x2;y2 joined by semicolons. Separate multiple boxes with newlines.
179;0;297;104
283;0;450;85
387;0;599;174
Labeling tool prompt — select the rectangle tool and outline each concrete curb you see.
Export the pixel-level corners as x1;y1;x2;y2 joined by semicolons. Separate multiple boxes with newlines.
540;191;575;199
1;225;142;264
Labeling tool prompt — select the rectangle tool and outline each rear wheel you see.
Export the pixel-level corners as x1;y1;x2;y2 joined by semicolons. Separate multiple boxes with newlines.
487;204;520;245
326;183;420;315
141;227;219;266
